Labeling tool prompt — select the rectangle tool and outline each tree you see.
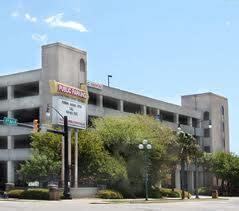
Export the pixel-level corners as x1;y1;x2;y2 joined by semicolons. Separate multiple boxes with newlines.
18;132;62;186
79;114;177;197
175;131;199;199
211;152;239;196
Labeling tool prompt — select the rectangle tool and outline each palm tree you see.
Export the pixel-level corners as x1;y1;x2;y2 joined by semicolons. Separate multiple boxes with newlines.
176;131;199;199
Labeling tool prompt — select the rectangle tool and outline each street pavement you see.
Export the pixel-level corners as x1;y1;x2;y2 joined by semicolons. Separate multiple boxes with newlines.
0;197;239;211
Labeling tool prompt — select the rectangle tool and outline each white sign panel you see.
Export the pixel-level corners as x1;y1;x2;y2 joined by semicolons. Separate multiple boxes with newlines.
52;96;87;129
87;81;103;90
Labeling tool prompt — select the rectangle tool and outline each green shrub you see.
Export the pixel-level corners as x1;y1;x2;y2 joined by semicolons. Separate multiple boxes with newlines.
160;188;181;198
7;189;25;198
150;188;191;199
96;189;123;199
8;188;49;200
198;187;211;196
20;189;49;200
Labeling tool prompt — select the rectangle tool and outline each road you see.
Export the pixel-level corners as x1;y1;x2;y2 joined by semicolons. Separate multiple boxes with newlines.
0;198;239;211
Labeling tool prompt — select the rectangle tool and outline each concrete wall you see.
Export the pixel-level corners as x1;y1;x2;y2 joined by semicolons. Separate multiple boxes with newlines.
40;43;87;123
70;187;98;198
181;93;229;152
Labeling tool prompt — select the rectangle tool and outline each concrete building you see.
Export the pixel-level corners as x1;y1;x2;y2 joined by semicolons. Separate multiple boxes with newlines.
0;43;229;191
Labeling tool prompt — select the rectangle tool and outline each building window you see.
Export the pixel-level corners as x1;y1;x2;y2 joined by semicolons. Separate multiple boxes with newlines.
179;115;188;125
222;122;225;132
204;128;210;137
192;118;198;128
204;111;209;121
204;146;211;153
223;138;226;149
221;106;224;116
80;59;86;72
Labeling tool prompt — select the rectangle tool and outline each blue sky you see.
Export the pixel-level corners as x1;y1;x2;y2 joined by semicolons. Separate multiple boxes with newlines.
0;0;238;153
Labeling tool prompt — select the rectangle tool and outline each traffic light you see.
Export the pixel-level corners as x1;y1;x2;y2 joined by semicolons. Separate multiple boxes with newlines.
33;119;39;133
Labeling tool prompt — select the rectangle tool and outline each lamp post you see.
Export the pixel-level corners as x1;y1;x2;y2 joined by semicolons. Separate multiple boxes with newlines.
46;104;71;199
138;139;152;201
107;74;112;87
178;120;212;199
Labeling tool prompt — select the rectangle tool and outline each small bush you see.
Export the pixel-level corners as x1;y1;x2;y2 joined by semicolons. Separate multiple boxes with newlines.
20;189;49;200
8;188;49;200
8;189;25;198
150;188;192;198
160;188;181;198
198;187;211;196
96;189;123;199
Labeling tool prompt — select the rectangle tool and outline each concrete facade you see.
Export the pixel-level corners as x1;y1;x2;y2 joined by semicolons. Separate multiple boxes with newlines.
0;43;229;192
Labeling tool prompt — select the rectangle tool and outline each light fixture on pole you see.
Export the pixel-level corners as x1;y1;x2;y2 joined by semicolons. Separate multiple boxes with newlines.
107;74;112;87
46;104;71;199
138;139;152;201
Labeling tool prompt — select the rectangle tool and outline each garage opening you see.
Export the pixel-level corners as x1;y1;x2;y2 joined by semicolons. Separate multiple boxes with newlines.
123;101;141;114
14;135;31;149
88;92;97;105
13;107;39;123
0;87;7;100
103;96;118;110
160;110;174;122
13;81;39;98
0;161;7;190
0;136;7;149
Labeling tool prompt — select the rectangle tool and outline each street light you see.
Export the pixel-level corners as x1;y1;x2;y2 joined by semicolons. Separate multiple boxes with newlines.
107;74;112;87
46;104;71;199
138;139;152;201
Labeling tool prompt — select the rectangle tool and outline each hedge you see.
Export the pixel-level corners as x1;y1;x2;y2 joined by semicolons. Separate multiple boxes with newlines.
8;188;49;200
150;188;191;198
96;189;123;199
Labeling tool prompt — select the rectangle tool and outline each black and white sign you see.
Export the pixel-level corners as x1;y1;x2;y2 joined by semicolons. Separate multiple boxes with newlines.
52;96;87;129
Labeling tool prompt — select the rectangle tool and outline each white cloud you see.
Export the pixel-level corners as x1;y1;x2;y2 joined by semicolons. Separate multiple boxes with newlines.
31;33;48;44
25;13;37;23
10;11;19;17
45;13;87;32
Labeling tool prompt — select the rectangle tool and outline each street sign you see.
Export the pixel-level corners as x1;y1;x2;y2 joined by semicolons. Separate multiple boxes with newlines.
3;117;17;126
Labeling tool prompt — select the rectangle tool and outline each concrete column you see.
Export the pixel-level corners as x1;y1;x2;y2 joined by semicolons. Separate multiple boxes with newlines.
188;117;193;127
74;130;78;188
7;161;14;183
141;105;146;115
97;95;103;107
156;109;160;115
68;129;72;186
188;171;194;192
61;136;65;186
7;136;14;149
175;166;181;189
7;111;12;118
7;85;13;100
117;100;124;112
174;113;179;124
175;114;179;124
